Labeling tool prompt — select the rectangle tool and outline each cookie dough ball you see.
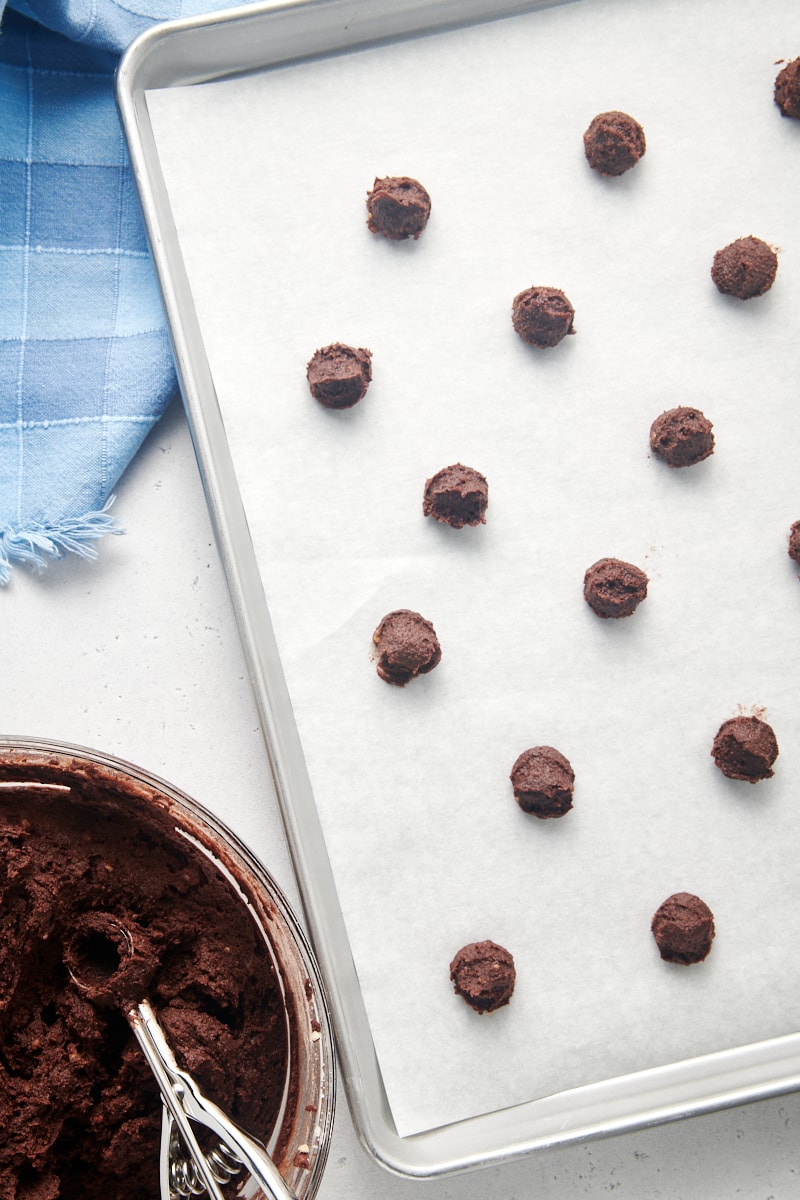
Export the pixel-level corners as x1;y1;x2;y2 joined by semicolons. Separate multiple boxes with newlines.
651;893;715;965
449;940;516;1013
509;746;575;818
583;558;648;618
788;519;800;563
512;286;575;348
423;463;488;528
306;343;372;409
366;176;431;241
373;609;441;686
583;110;646;176
711;715;779;782
775;56;800;119
649;406;715;468
711;236;778;300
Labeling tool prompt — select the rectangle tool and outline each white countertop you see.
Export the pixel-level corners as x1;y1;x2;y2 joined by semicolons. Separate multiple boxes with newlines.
3;395;798;1200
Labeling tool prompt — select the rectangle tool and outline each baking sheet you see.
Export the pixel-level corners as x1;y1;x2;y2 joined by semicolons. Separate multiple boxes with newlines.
134;0;800;1151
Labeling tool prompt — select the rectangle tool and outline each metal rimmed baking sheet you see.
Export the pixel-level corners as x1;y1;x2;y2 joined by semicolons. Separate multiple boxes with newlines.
118;0;800;1177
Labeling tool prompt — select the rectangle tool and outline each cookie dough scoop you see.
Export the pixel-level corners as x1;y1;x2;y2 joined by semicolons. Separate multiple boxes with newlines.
66;914;295;1200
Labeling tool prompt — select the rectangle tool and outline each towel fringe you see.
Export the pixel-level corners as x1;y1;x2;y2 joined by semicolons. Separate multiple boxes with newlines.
0;497;122;584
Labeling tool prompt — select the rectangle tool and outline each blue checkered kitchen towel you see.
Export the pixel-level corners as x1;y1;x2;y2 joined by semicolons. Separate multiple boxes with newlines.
0;0;242;584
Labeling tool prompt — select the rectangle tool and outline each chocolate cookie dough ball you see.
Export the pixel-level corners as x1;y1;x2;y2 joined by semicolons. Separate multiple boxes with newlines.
775;56;800;119
788;519;800;563
373;609;441;686
509;746;575;818
583;557;648;618
449;940;516;1014
649;406;715;468
651;893;715;965
423;463;488;529
366;176;431;241
711;715;779;782
583;110;646;176
711;236;778;300
306;343;372;409
512;286;575;348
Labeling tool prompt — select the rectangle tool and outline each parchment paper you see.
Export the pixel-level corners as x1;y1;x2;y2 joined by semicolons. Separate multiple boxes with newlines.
146;0;800;1137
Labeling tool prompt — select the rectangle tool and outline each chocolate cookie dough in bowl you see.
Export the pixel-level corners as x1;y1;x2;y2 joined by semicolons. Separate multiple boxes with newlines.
0;737;335;1200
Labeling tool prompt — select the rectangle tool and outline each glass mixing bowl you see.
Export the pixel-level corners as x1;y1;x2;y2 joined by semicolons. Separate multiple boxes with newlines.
0;736;335;1199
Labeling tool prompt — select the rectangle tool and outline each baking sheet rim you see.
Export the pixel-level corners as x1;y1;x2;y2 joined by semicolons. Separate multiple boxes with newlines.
116;0;800;1177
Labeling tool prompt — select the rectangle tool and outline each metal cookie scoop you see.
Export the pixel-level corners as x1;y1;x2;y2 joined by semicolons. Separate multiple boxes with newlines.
132;998;295;1200
66;914;295;1200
